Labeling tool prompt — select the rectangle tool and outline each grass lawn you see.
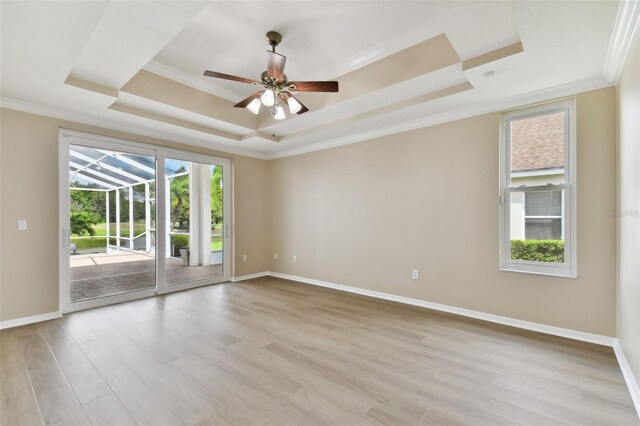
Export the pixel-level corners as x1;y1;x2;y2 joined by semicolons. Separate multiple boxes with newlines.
70;236;107;249
93;221;146;238
211;235;222;251
89;223;223;250
72;235;222;251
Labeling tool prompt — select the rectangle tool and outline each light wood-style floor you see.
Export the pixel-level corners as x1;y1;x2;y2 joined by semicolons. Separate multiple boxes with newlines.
1;277;638;425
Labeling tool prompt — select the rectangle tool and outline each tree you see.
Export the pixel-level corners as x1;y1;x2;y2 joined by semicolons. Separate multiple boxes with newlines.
211;166;223;226
70;211;99;236
69;183;106;236
70;183;106;222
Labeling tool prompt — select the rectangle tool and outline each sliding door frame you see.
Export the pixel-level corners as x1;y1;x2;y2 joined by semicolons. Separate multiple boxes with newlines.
156;148;231;294
59;129;232;314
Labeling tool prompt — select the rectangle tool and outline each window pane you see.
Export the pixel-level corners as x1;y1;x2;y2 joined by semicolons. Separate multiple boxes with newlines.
131;184;146;250
165;160;224;286
211;165;224;267
119;188;129;239
510;111;566;185
68;144;156;303
525;218;562;240
525;190;562;216
510;189;565;264
108;190;117;238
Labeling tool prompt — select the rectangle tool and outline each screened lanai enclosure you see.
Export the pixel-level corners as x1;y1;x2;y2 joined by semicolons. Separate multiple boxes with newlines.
67;143;225;303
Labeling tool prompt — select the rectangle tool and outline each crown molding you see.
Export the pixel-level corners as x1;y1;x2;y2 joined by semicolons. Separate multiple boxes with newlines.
266;76;613;160
321;27;443;79
0;97;270;160
144;61;242;102
603;0;640;83
0;75;613;163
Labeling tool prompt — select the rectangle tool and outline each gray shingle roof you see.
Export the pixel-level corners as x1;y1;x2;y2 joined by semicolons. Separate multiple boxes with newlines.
511;111;565;172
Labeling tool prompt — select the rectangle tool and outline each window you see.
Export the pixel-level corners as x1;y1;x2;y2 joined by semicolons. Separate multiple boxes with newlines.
524;191;562;240
499;100;576;277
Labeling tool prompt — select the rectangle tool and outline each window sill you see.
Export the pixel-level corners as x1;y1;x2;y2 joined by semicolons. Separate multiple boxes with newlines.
500;265;577;279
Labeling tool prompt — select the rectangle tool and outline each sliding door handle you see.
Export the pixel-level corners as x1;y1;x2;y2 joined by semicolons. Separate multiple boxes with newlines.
62;228;71;247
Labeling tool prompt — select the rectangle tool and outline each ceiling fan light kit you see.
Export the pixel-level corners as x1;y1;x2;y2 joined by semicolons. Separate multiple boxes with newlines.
203;31;339;121
247;96;262;114
261;88;276;107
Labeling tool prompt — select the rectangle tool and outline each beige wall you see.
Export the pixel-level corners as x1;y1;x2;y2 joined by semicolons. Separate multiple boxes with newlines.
268;87;617;336
617;27;640;387
0;87;620;336
0;108;269;321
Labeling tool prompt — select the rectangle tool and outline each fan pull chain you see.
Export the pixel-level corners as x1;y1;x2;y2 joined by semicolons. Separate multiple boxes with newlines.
272;110;276;139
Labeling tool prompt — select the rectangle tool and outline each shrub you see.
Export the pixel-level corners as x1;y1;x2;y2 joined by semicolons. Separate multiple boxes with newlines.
171;234;189;249
511;240;564;263
170;234;189;257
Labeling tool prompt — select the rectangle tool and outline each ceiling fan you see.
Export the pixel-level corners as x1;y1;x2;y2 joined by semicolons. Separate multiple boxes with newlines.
203;31;339;120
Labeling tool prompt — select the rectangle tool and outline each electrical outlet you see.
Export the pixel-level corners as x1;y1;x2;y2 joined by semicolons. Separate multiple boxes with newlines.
274;253;278;260
242;254;247;262
293;255;297;263
412;269;420;280
17;220;27;231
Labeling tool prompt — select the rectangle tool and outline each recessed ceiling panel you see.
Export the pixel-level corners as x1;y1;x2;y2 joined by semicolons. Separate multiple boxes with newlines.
70;1;208;89
151;1;520;99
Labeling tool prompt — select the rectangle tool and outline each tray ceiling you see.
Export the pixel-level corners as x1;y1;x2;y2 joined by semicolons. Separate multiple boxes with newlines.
0;1;623;159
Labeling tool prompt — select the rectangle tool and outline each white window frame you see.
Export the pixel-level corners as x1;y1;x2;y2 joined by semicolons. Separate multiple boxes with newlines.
499;99;577;278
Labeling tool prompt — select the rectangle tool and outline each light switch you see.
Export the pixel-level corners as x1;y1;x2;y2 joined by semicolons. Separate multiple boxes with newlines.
17;220;28;231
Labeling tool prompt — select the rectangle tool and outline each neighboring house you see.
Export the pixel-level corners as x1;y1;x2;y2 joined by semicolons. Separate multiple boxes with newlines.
510;111;565;241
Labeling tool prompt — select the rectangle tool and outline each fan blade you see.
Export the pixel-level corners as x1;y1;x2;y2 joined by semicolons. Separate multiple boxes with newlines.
203;70;257;85
288;81;339;92
266;51;286;81
234;91;262;108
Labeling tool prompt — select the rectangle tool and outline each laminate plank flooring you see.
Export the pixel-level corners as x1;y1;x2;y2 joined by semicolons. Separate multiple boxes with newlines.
1;276;638;425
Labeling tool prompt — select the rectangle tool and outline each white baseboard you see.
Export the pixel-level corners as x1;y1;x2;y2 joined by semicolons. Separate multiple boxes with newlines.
0;273;614;348
230;271;270;282
614;341;640;419
0;311;62;330
267;271;616;347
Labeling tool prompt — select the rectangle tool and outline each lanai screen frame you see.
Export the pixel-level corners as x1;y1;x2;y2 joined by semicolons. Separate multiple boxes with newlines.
69;145;187;254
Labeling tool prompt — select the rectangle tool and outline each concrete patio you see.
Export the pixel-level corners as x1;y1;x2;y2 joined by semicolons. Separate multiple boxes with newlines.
70;252;223;302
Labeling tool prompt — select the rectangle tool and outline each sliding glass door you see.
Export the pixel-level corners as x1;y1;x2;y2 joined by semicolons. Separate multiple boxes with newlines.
59;130;230;312
158;156;227;292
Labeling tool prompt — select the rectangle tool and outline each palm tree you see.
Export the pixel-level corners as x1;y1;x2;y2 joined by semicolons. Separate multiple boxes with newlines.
170;167;190;230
